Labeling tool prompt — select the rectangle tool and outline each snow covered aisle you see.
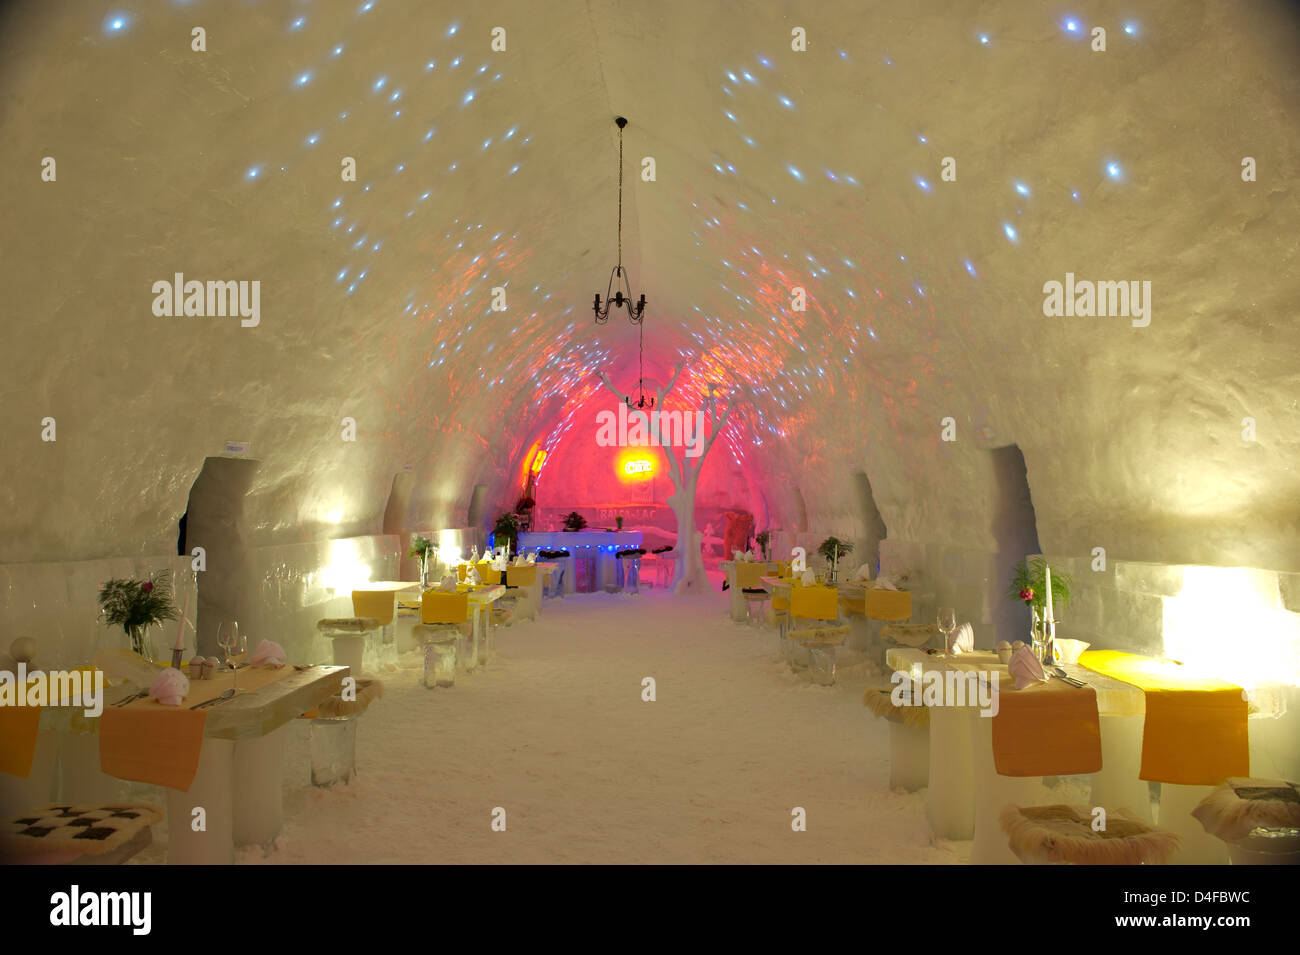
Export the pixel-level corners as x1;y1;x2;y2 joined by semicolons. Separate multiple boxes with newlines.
247;590;965;864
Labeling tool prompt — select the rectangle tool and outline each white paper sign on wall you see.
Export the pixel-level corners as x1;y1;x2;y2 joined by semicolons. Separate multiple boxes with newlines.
224;440;250;456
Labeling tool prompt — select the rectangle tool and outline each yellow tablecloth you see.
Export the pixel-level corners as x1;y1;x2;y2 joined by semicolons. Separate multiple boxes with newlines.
992;679;1102;777
1079;650;1249;785
790;583;839;620
0;668;101;779
99;665;296;792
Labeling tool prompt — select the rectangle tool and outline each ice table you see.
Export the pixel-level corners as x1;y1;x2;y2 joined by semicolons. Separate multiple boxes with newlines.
98;665;347;864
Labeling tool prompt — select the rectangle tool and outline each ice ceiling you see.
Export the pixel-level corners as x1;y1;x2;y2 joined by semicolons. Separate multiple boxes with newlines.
1;1;1298;569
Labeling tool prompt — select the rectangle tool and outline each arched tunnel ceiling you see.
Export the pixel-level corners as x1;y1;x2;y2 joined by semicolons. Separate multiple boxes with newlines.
1;1;1298;568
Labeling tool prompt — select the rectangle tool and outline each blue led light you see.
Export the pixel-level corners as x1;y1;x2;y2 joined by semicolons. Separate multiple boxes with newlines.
246;165;262;180
1014;181;1030;196
462;90;476;105
333;45;344;56
757;55;772;68
1105;161;1123;179
451;57;462;69
290;17;305;32
978;33;990;45
504;126;517;140
306;133;320;146
1124;22;1138;36
373;76;386;91
1003;223;1018;242
296;72;312;87
424;129;435;142
778;95;795;109
426;60;436;70
914;176;931;192
448;23;459;36
964;259;977;276
359;1;375;13
1063;17;1081;34
742;71;757;83
104;12;129;34
332;198;342;208
1071;189;1081;201
787;164;803;181
918;134;928;144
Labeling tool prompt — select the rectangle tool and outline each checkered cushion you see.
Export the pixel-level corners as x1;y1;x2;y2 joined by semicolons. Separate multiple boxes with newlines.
2;803;163;856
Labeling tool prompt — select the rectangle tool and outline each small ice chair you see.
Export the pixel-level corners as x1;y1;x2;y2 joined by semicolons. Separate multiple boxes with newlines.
1191;777;1300;865
301;678;384;788
735;561;769;623
616;549;645;595
999;803;1180;865
351;589;398;669
418;590;475;674
785;583;849;681
316;617;381;677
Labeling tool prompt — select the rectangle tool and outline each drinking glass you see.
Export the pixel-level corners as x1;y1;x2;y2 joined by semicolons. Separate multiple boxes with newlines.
937;607;957;655
217;621;247;691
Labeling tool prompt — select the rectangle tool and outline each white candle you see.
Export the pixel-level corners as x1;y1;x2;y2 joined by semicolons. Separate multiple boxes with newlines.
1044;564;1053;623
174;590;191;650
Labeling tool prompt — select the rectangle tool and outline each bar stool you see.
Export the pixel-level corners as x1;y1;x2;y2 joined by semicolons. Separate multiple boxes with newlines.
651;546;673;588
1000;803;1180;864
616;549;645;595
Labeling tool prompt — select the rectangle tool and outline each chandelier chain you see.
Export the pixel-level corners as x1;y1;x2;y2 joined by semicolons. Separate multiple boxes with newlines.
617;126;623;270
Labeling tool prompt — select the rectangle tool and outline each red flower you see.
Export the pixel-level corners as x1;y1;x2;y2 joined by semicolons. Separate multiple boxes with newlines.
1019;587;1034;603
142;581;154;593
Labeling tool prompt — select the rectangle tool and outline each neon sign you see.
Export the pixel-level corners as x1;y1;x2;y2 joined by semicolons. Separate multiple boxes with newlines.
623;459;653;475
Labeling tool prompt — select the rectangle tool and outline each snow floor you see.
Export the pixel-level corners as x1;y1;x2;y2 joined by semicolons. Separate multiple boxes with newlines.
137;587;970;864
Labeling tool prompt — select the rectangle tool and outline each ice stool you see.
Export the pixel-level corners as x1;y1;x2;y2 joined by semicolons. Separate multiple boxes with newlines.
999;804;1180;864
1191;777;1300;865
0;803;164;865
352;589;399;669
419;590;474;675
863;687;930;791
616;549;645;595
316;616;381;678
301;679;385;788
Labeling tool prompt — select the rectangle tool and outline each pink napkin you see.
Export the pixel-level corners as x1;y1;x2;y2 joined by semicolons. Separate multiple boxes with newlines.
149;668;190;706
948;622;975;654
248;639;287;668
1008;644;1047;689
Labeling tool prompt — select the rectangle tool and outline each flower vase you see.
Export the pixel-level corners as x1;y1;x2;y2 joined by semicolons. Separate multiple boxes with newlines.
126;625;157;663
419;554;430;589
1030;607;1049;665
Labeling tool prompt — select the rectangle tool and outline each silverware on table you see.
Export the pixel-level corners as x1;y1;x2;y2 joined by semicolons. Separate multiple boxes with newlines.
190;688;236;710
113;690;149;707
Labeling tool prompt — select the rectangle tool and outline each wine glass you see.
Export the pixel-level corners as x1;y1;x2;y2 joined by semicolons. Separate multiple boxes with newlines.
217;622;247;690
937;607;957;655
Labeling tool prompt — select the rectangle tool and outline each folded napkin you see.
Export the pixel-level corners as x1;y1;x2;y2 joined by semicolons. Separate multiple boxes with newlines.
1009;644;1048;689
800;569;816;586
525;553;537;564
871;571;911;591
248;639;287;668
947;622;975;654
467;566;482;585
149;668;190;706
852;563;874;583
438;575;458;592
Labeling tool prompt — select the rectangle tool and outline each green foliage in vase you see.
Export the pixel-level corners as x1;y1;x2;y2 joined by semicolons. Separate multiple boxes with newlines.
1006;557;1072;613
408;534;434;559
754;529;771;559
562;511;588;532
817;536;854;563
493;512;521;549
98;575;178;634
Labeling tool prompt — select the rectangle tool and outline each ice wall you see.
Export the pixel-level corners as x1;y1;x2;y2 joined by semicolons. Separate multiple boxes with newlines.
0;0;1297;589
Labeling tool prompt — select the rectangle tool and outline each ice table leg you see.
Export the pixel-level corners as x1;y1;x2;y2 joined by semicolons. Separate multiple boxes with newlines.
1090;714;1151;822
0;729;58;820
970;716;1047;864
1160;783;1228;864
57;731;124;804
233;722;287;847
889;721;929;792
166;738;234;865
926;706;975;840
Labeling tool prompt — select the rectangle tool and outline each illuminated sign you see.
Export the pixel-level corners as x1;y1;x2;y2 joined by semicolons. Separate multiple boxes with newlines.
623;459;653;475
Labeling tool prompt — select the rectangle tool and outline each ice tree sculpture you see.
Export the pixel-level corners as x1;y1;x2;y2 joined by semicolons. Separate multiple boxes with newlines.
599;365;731;594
